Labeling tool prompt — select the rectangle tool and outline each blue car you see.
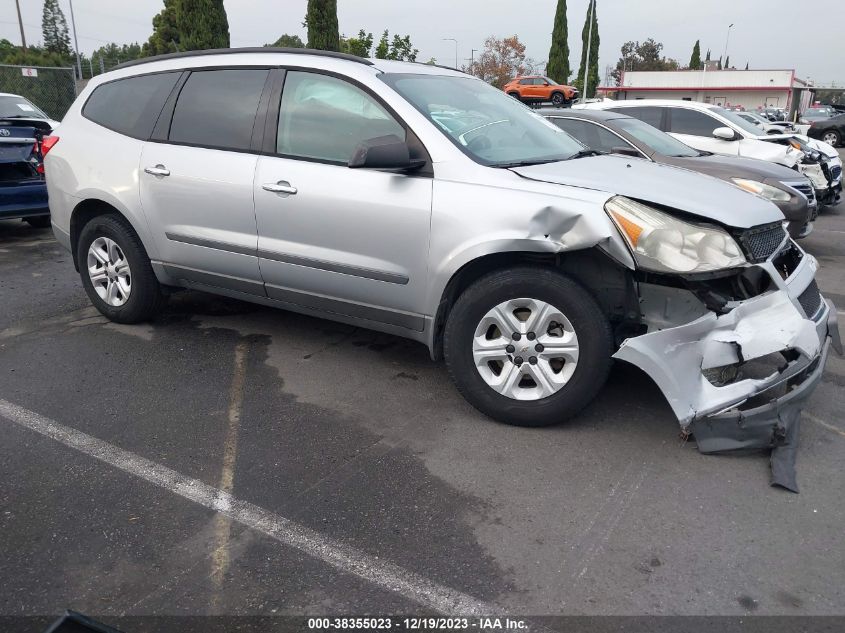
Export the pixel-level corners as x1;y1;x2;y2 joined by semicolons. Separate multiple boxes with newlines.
1;93;58;228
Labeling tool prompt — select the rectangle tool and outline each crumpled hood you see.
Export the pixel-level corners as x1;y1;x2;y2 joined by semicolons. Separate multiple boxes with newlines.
511;155;783;229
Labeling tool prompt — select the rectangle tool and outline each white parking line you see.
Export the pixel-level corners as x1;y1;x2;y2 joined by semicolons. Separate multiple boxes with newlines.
803;411;845;438
0;398;493;616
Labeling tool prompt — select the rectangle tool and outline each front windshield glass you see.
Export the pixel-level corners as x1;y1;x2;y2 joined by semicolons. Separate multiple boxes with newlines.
543;77;559;86
379;73;585;166
613;117;699;157
742;112;768;128
0;95;48;119
713;106;767;136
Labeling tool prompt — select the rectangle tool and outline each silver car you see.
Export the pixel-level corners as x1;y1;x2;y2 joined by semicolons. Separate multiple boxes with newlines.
46;49;840;489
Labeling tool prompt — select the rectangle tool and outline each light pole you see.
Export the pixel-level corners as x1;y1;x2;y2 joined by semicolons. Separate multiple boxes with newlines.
68;0;83;80
443;38;458;70
722;23;734;68
14;0;27;50
470;48;478;74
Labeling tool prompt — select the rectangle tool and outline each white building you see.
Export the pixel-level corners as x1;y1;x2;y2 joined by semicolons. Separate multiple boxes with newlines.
598;69;813;116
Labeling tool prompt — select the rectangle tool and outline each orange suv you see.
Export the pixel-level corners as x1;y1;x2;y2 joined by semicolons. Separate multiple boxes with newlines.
504;76;579;107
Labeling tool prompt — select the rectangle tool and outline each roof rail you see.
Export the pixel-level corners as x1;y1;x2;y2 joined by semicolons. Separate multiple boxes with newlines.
113;47;375;71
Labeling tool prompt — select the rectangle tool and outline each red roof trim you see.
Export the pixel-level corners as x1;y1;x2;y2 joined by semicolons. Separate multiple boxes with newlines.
597;86;792;92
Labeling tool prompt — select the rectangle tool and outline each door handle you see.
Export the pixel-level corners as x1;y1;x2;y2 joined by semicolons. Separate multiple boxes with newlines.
262;181;297;195
144;165;170;177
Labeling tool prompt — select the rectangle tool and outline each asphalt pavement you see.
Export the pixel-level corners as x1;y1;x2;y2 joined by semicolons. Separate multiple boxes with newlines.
1;159;844;623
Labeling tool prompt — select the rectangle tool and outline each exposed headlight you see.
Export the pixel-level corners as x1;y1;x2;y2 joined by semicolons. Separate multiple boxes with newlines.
731;178;792;202
606;196;746;274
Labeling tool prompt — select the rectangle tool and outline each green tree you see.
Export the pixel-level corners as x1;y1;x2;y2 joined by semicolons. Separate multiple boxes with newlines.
305;0;339;51
270;34;305;48
341;30;373;57
724;55;730;69
611;39;680;85
574;0;599;97
41;0;72;57
176;0;230;51
375;30;389;59
745;61;749;70
546;0;570;84
717;56;722;70
688;39;701;70
705;49;711;62
143;0;180;56
388;34;418;62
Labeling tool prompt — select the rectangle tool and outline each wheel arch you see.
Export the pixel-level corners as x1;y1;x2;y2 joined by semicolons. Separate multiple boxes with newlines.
428;247;640;361
69;197;154;272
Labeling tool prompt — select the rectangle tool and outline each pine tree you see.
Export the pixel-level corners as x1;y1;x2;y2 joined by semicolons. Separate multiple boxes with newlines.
575;0;599;98
305;0;339;51
375;30;389;59
724;55;730;69
745;61;749;70
546;0;570;84
717;56;722;70
705;49;711;62
688;39;701;70
42;0;71;57
175;0;230;51
143;0;180;56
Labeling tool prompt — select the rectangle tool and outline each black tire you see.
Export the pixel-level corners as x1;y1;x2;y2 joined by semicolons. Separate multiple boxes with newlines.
444;266;613;427
507;91;521;100
822;130;841;147
24;215;51;228
551;92;565;107
77;214;165;323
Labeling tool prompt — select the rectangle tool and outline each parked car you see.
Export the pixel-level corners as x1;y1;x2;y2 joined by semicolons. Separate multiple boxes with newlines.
736;111;797;135
541;108;817;238
580;99;843;206
0;92;60;129
807;113;845;147
503;75;578;107
800;106;834;125
760;107;785;121
46;48;840;488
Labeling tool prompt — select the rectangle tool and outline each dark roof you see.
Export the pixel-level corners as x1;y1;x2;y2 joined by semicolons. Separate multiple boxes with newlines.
114;47;374;71
538;107;631;121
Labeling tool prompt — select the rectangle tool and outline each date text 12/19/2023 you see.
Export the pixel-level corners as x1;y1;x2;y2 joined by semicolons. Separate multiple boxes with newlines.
307;617;529;630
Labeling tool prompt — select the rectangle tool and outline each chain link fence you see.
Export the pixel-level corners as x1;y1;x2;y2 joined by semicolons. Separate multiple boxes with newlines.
0;64;77;121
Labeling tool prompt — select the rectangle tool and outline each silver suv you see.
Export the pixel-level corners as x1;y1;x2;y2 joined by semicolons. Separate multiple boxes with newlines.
46;49;839;488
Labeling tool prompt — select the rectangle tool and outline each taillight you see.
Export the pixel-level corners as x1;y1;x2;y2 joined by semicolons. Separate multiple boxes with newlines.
41;135;59;157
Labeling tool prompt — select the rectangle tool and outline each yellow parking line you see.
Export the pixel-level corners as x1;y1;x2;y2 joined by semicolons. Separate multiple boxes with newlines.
210;340;249;611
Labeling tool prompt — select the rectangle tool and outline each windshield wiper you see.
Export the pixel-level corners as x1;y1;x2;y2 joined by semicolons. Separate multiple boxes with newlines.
564;149;604;160
493;157;569;169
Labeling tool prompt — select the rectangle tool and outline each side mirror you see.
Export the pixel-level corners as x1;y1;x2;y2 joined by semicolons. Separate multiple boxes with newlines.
611;146;641;158
348;135;425;171
713;127;738;141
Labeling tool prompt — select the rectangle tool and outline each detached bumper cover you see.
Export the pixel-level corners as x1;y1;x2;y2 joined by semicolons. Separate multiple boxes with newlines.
614;255;840;492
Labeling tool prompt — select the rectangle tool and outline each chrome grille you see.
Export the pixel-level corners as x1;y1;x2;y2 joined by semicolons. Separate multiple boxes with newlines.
785;181;816;205
798;280;823;319
736;223;787;263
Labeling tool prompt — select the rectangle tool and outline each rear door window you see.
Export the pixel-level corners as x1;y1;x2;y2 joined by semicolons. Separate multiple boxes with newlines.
83;72;180;139
549;118;629;153
168;69;269;151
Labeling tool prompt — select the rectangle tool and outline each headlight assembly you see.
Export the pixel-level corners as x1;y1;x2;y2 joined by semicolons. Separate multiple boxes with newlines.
606;196;746;274
731;178;792;202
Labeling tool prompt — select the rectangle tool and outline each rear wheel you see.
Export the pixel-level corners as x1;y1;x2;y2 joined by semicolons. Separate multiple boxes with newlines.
507;91;521;101
77;214;165;323
24;215;51;228
821;130;841;147
444;267;613;427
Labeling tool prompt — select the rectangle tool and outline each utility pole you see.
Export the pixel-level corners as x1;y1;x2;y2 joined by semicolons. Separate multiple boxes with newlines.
68;0;83;80
582;0;596;99
722;23;734;68
14;0;27;50
443;38;458;70
470;48;478;74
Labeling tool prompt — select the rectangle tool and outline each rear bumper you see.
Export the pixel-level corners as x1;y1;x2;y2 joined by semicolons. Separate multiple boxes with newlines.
0;182;49;220
614;251;840;491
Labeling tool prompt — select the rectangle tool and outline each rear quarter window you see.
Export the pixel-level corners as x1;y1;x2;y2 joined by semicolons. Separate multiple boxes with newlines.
82;72;180;139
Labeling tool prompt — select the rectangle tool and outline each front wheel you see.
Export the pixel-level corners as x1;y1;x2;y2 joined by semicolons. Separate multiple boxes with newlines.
77;214;165;323
444;267;613;427
507;92;521;101
821;130;841;147
551;92;566;107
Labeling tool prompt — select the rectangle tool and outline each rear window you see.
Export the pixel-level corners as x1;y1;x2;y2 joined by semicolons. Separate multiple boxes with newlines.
83;72;180;139
168;69;269;152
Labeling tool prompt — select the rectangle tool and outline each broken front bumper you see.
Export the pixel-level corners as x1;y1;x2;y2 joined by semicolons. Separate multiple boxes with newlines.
614;251;841;492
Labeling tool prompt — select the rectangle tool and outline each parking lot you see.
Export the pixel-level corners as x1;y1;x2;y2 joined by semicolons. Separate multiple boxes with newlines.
1;152;844;623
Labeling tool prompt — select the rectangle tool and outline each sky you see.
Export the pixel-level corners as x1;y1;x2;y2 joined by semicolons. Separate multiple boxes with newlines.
2;0;844;85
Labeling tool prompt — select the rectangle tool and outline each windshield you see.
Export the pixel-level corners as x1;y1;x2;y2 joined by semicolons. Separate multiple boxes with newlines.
379;73;585;166
741;112;768;128
714;106;768;136
0;95;48;119
613;117;700;157
543;77;559;86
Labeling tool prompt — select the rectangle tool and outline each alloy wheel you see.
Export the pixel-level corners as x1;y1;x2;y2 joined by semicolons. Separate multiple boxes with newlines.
87;236;132;307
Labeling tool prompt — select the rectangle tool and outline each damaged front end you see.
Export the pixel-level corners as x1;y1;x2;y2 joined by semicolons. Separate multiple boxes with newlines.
612;216;841;492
